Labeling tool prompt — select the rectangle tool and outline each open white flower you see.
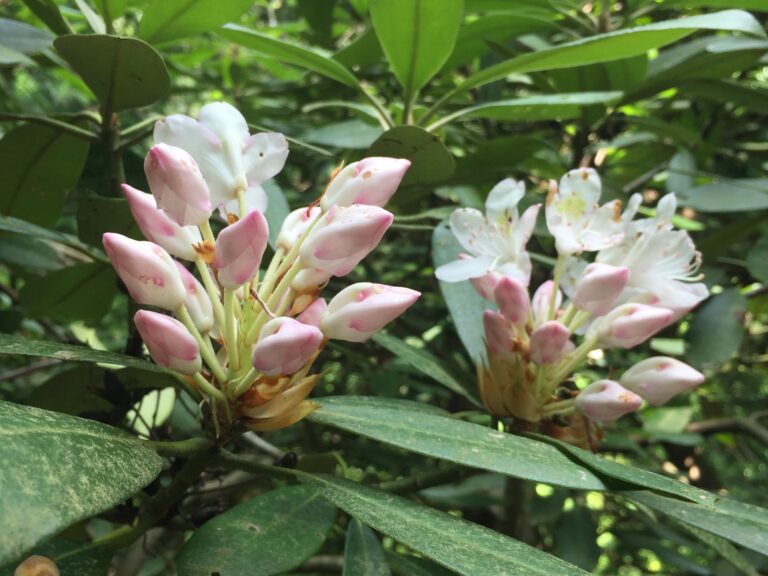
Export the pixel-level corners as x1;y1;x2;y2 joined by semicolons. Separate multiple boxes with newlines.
435;179;540;286
545;168;624;255
153;101;289;215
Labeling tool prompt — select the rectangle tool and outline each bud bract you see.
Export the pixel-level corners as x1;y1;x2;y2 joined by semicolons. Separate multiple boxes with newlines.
494;276;530;325
252;317;323;376
594;303;673;349
321;157;410;210
291;268;332;293
530;321;571;364
144;143;212;226
134;310;201;374
122;184;201;261
277;206;321;251
215;209;269;289
321;283;420;342
483;310;514;358
575;380;642;422
300;205;393;276
573;263;629;316
174;262;214;333
103;233;186;311
620;356;704;405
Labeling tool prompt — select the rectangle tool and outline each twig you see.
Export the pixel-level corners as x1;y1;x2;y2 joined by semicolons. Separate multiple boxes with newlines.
687;414;768;446
0;359;61;382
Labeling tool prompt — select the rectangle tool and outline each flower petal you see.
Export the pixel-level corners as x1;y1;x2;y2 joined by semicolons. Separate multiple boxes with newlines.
449;208;497;256
435;256;495;282
485;178;525;224
243;132;289;186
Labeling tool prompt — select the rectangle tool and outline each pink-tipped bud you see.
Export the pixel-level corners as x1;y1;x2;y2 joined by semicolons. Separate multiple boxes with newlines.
321;157;411;210
620;357;705;406
321;282;420;342
494;276;530;325
529;321;571;364
470;269;502;300
134;310;201;374
215;209;269;289
103;233;186;311
252;317;323;376
300;205;393;276
483;310;514;358
174;262;214;333
531;280;562;325
573;263;629;316
595;303;673;349
297;298;327;327
144;143;212;226
122;184;201;260
575;380;643;422
277;206;321;251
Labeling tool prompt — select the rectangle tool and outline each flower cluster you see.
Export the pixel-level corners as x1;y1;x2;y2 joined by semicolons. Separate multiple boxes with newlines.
436;168;707;447
106;102;418;434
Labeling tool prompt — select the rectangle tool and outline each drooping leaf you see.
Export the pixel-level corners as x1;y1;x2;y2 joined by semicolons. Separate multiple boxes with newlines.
20;0;73;35
301;474;590;576
0;235;64;274
73;0;106;34
0;18;53;55
686;288;746;369
676;178;768;212
746;234;768;283
140;0;254;44
54;35;170;112
176;485;337;576
0;124;90;227
301;119;383;149
0;216;108;263
367;126;454;186
0;401;162;565
220;24;360;88
343;520;391;576
369;0;464;99
553;507;600;572
76;194;140;248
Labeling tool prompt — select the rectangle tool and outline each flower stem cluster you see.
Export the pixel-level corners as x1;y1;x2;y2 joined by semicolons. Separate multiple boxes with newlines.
437;168;707;447
105;102;418;435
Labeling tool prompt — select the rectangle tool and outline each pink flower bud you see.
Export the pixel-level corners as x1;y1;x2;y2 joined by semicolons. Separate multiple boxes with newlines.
252;317;323;376
300;205;393;276
575;380;642;422
620;357;704;406
134;310;201;374
529;321;571;364
103;233;186;311
291;268;332;293
321;157;410;210
595;303;673;349
144;143;212;226
573;263;629;316
122;184;201;261
277;206;321;251
174;262;214;333
215;209;269;289
469;269;502;300
531;280;562;325
297;298;327;327
483;310;514;358
321;283;420;342
494;276;530;325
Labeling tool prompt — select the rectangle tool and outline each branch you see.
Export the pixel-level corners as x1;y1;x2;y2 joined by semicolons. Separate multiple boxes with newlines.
687;413;768;446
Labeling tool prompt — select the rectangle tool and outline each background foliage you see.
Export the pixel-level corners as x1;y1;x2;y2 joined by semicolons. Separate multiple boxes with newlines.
0;0;767;574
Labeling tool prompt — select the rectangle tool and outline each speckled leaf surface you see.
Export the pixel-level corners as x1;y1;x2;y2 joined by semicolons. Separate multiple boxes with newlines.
302;474;589;576
0;401;162;565
343;520;390;576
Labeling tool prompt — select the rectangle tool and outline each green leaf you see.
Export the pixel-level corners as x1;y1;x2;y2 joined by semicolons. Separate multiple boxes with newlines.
686;289;746;370
0;333;166;373
432;220;489;366
677;178;768;212
301;119;383;149
0;401;162;565
553;507;600;572
140;0;254;44
367;126;454;186
447;10;765;100
264;181;290;249
220;24;359;88
371;331;481;407
387;552;455;576
0;540;114;576
369;0;464;98
77;194;140;248
629;491;768;556
176;485;336;576
666;149;696;194
0;124;90;227
746;234;768;283
54;35;170;112
20;0;72;35
0;216;107;263
674;521;760;576
0;235;64;274
301;474;590;576
308;396;607;490
19;263;116;322
73;0;106;34
26;365;113;416
343;520;391;576
0;18;53;55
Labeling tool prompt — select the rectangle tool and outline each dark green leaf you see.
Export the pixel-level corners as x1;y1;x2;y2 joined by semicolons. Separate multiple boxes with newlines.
686;289;746;369
367;126;454;186
674;521;760;576
0;18;53;54
77;195;140;248
264;181;290;249
176;485;336;576
301;474;590;576
343;520;391;576
140;0;254;44
0;401;162;565
0;216;107;263
677;179;768;212
55;35;170;112
0;124;90;227
746;234;768;283
20;0;72;35
554;507;600;572
0;235;64;273
387;552;455;576
26;365;113;416
302;119;383;149
369;0;464;98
